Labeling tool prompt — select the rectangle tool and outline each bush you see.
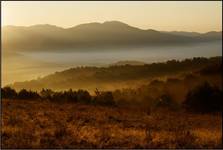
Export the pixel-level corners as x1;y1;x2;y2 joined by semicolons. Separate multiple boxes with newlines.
153;93;179;110
51;92;64;102
17;89;40;100
199;64;221;75
183;82;222;113
77;89;92;103
93;89;116;106
51;89;78;102
40;89;54;100
1;87;17;99
63;89;78;102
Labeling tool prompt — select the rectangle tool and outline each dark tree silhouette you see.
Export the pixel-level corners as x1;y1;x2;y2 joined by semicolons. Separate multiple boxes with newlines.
17;89;40;99
1;87;17;99
40;88;54;100
183;82;222;113
77;89;91;103
94;88;116;106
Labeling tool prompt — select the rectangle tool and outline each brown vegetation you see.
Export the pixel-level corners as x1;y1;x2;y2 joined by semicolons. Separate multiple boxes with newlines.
1;56;222;148
1;99;222;148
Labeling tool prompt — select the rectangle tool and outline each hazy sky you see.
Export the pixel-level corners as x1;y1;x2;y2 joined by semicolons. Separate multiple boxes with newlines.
2;1;222;33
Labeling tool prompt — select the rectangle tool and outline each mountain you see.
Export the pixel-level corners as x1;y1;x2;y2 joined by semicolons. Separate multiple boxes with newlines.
2;21;222;52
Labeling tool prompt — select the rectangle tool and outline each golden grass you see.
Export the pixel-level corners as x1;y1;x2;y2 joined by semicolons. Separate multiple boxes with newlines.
1;99;222;148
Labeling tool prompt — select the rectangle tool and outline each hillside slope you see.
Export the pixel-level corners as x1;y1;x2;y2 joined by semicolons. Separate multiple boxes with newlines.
10;56;222;91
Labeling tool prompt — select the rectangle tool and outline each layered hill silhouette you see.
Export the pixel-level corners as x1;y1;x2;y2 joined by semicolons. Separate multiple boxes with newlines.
10;56;221;91
3;21;222;52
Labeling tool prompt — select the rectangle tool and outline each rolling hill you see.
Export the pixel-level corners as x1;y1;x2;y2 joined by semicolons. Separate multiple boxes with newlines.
9;56;222;91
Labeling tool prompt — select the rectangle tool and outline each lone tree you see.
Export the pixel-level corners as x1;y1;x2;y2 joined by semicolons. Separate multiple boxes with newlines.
183;82;222;113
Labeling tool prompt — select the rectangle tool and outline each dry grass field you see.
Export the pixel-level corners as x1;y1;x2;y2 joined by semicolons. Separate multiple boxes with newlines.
1;99;222;149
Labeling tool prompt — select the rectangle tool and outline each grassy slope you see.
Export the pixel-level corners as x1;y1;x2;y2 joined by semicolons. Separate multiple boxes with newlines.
2;99;222;148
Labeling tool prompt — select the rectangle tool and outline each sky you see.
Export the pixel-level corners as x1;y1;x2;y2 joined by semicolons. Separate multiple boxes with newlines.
1;1;222;33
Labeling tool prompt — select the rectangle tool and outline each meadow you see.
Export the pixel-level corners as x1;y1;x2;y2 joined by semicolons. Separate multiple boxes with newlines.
1;99;222;149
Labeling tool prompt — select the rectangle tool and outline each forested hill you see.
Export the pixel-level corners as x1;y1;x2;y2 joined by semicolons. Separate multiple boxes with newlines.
10;56;222;91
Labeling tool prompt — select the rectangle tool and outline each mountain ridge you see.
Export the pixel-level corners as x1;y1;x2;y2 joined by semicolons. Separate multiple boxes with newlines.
3;21;222;34
2;21;222;52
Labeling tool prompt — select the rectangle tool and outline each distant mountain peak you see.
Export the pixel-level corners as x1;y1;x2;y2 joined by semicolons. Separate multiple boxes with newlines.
68;20;140;32
102;20;142;31
73;22;101;27
103;20;129;26
29;24;64;29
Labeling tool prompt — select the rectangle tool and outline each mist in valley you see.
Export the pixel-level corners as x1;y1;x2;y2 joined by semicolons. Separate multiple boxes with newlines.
2;40;221;86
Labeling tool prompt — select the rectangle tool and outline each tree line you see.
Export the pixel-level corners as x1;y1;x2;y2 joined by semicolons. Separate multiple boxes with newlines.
1;87;115;106
1;80;222;113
